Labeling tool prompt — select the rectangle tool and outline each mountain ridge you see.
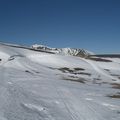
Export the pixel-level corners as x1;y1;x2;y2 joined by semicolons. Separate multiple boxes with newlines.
32;44;94;57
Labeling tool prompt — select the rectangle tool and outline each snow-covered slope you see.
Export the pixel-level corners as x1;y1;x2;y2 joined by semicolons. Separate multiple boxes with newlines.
32;44;94;57
0;43;120;120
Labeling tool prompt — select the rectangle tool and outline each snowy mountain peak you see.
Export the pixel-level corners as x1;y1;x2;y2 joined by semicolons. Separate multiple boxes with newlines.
32;44;94;57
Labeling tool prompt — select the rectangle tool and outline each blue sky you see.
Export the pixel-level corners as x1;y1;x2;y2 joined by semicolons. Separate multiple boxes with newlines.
0;0;120;53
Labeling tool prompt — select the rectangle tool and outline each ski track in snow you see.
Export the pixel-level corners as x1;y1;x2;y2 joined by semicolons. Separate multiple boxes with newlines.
82;58;116;80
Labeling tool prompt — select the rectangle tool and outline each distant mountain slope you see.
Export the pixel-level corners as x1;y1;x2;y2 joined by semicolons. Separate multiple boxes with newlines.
32;44;94;57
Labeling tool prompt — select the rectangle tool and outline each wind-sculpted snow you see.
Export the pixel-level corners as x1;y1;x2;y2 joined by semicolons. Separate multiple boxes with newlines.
0;43;120;120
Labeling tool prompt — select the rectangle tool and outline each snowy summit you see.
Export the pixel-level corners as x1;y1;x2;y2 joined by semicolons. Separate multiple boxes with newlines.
32;44;94;57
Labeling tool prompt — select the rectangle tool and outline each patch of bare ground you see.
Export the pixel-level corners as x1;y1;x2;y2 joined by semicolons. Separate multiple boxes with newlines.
62;76;86;83
104;69;110;72
58;67;74;73
74;67;85;71
25;70;33;74
111;74;120;77
58;67;91;76
93;78;101;81
101;82;108;84
88;57;112;62
107;92;120;99
117;111;120;114
111;83;120;89
77;72;91;76
68;75;78;78
110;74;120;80
112;79;117;82
58;67;85;73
